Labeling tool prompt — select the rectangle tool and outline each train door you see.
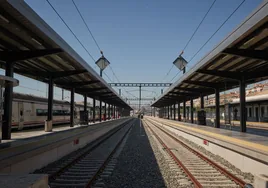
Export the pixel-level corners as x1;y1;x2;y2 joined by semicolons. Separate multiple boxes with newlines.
18;102;24;130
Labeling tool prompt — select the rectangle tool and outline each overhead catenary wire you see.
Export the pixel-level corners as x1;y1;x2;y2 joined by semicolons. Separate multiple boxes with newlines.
166;0;217;86
71;0;102;53
188;0;246;63
70;0;131;98
182;0;217;52
46;0;96;62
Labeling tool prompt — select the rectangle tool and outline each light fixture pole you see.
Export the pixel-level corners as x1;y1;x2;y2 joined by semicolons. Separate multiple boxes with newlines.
95;51;110;78
172;51;188;74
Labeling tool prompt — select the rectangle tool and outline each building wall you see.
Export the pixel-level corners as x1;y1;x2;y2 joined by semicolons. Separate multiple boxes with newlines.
206;102;268;122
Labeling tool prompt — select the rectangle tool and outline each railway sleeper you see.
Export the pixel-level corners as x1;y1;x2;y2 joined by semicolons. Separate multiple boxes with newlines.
50;182;86;188
59;175;94;179
53;178;89;183
201;184;239;188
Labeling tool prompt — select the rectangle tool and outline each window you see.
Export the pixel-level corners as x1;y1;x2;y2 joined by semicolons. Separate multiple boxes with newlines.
36;109;48;116
36;109;69;116
249;108;252;117
261;107;265;117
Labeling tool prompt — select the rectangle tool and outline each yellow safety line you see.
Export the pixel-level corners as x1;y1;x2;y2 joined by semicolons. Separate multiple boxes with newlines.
148;117;268;153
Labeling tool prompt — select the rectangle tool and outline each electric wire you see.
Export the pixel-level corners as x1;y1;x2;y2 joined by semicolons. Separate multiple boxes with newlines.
188;0;246;63
71;0;102;52
46;0;96;62
47;0;131;102
182;0;217;52
166;0;216;85
70;0;130;98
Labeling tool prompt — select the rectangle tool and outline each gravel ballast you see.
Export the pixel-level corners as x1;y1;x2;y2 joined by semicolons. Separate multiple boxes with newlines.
104;119;173;188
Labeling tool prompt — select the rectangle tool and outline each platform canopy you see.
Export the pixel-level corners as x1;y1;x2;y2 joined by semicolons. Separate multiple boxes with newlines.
152;0;268;108
0;0;131;110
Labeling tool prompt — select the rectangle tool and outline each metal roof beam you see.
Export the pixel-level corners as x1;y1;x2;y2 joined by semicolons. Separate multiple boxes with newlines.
196;69;240;80
76;87;107;93
170;91;199;97
109;83;172;87
52;70;87;78
14;69;87;79
183;80;221;88
222;48;268;61
56;80;100;88
0;49;63;62
246;70;268;80
176;87;214;93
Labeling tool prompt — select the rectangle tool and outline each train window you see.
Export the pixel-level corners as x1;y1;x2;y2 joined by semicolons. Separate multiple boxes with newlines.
249;108;252;117
36;109;45;116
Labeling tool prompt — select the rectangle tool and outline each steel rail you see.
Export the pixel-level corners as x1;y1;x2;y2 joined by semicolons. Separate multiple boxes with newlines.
146;118;247;187
49;119;133;181
143;120;202;188
85;121;133;187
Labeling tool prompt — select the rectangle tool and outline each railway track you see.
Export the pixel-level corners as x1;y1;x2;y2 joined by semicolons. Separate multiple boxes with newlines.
143;119;251;188
35;119;135;188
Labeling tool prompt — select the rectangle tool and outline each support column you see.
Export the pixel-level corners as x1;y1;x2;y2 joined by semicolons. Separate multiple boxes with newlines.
93;98;96;123
215;88;220;128
139;85;141;111
113;105;116;119
200;95;204;109
45;76;54;132
167;106;170;119
3;62;14;139
108;104;110;119
99;100;102;122
104;103;107;121
70;88;75;127
183;101;186;121
178;102;181;121
190;98;194;124
173;104;176;120
84;94;88;125
240;77;246;132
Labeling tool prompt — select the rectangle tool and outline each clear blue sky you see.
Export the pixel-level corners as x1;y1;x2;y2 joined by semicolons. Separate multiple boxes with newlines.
8;0;263;106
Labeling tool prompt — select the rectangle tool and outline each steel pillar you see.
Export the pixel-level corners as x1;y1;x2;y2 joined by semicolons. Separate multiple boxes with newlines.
104;103;107;121
3;62;14;139
178;102;181;121
70;88;75;127
99;101;102;122
240;77;246;132
108;104;110;119
190;98;194;123
139;85;141;111
167;106;170;119
200;95;204;109
113;105;116;119
44;76;54;132
84;94;88;125
215;88;220;128
173;104;176;120
183;101;186;121
93;98;96;123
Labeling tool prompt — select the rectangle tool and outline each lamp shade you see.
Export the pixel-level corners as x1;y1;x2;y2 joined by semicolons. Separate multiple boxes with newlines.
95;55;110;70
173;55;188;71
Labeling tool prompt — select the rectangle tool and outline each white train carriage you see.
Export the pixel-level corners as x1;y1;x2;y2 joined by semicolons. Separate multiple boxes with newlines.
11;93;83;130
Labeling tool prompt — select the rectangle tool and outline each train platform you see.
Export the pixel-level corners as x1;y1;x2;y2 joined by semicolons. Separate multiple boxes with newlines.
170;117;268;137
146;116;268;175
1;120;103;144
0;118;132;174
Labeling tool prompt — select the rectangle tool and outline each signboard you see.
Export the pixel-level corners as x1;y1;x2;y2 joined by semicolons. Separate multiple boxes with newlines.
203;139;209;146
